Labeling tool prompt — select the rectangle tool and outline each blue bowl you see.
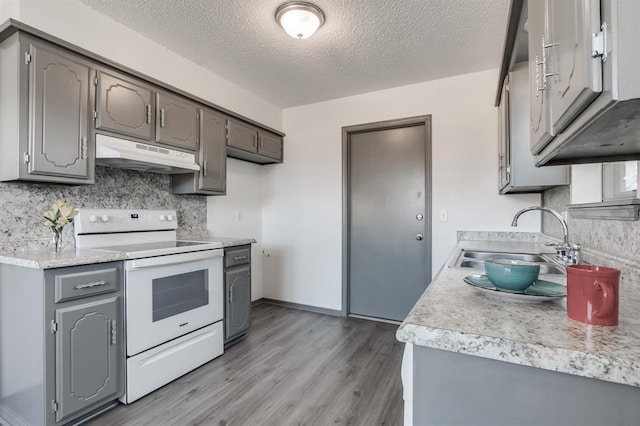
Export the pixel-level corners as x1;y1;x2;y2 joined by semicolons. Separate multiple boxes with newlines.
485;258;540;293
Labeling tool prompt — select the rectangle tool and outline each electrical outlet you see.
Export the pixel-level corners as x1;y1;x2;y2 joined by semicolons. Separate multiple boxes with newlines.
235;210;242;222
439;209;448;222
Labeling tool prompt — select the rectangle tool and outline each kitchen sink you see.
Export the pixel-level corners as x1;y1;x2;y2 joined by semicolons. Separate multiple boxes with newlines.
461;251;548;262
456;250;565;275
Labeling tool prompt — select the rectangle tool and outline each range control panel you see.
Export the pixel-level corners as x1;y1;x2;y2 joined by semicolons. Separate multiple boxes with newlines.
74;208;178;235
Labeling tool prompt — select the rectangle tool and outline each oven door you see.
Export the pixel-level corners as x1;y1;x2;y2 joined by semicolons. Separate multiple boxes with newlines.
124;249;223;356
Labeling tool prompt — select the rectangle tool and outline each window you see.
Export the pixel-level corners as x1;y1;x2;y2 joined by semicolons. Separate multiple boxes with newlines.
602;161;638;201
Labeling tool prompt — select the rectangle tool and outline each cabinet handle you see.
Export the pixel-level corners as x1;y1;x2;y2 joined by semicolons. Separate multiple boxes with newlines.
203;160;207;177
111;320;117;345
259;136;264;150
80;137;87;160
74;280;106;290
146;104;151;123
229;286;233;304
233;256;248;261
160;108;166;127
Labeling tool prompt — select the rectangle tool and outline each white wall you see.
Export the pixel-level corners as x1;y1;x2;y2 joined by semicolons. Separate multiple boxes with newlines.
13;0;282;129
207;159;265;300
0;0;19;22
262;69;541;311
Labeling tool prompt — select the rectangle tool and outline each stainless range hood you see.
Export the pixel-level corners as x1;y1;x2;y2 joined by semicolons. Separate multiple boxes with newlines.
95;134;200;174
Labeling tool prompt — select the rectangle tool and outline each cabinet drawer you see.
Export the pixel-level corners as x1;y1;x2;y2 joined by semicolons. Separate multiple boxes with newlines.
54;266;119;303
225;246;250;268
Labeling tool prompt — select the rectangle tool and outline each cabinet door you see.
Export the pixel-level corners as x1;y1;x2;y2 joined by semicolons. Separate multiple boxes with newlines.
28;41;91;179
547;0;602;133
55;297;121;423
227;119;258;153
258;131;283;162
199;109;227;193
96;71;153;140
225;266;251;341
156;92;199;151
528;0;555;154
498;76;511;191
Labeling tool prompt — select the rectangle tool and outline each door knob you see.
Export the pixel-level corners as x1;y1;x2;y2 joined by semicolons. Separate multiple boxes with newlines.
416;234;424;241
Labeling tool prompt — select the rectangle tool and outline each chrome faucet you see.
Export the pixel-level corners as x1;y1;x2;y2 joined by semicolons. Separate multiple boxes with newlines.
511;206;581;265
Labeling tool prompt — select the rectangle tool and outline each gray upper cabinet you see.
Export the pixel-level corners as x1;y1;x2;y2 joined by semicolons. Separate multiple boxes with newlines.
95;70;153;140
258;131;283;162
227;119;284;164
500;61;569;193
547;0;602;134
0;33;94;184
171;108;227;195
227;119;258;153
498;76;511;191
499;0;640;166
29;41;91;180
199;109;227;193
55;297;120;423
155;91;199;151
528;0;555;154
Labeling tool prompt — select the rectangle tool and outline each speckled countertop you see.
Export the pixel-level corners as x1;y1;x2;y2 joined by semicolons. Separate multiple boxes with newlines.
0;234;255;269
396;239;640;388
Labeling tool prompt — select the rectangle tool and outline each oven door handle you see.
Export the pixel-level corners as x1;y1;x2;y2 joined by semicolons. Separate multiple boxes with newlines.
126;249;223;270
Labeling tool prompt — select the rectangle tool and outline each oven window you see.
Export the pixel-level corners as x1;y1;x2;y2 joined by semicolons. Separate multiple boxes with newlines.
152;270;209;322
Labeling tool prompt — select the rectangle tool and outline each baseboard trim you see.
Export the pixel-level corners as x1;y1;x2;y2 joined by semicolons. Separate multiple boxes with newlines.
259;298;344;317
348;314;402;325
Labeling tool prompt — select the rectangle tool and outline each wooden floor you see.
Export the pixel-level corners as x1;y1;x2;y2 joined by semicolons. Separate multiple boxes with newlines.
90;303;404;426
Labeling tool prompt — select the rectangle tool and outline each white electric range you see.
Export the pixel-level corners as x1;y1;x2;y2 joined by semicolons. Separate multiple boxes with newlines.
74;208;224;404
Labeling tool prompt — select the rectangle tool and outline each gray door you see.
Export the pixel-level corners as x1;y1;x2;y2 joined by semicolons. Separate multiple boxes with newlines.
96;70;153;140
347;122;431;321
547;0;602;133
258;131;283;161
199;109;227;193
29;42;90;179
55;297;120;423
225;266;251;341
156;92;199;151
227;119;258;153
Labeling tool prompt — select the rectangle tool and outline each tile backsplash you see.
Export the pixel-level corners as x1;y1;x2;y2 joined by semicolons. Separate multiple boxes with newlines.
542;185;640;260
0;166;207;252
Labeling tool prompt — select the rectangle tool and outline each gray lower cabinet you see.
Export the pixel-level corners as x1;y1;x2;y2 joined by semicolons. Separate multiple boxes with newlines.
155;91;199;151
95;70;154;141
171;108;226;195
408;345;640;425
227;119;284;164
55;297;120;423
0;33;94;184
0;262;124;426
224;245;252;344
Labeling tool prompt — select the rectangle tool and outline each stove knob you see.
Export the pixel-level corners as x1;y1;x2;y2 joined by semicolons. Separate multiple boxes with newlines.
100;215;110;222
159;215;166;222
167;214;174;221
89;215;98;223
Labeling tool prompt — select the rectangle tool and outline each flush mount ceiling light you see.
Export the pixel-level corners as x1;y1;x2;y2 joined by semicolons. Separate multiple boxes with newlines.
275;1;325;39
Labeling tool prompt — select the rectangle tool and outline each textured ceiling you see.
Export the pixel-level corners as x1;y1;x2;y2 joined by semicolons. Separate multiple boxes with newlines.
78;0;510;107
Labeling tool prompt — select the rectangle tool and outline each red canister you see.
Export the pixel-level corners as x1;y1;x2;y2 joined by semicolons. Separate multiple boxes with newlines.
566;265;620;326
